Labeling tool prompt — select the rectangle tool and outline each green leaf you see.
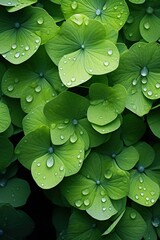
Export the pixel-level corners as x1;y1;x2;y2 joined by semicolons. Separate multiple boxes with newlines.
121;112;146;146
147;107;160;138
45;14;119;87
115;207;147;240
0;136;14;171
128;170;160;206
0;178;31;207
0;0;37;12
116;146;139;171
0;101;11;133
0;204;34;239
61;0;129;31
0;6;58;64
88;83;127;126
129;0;145;3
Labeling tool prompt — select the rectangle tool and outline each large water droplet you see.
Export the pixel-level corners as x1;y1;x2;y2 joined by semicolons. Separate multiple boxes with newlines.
152;217;160;228
96;9;101;16
139;176;143;183
59;166;64;171
25;46;30;51
12;44;17;49
130;212;137;219
84;199;90;206
15;52;20;58
140;66;149;77
141;78;147;84
26;95;33;103
37;17;44;25
35;85;42;93
46;156;54;168
82;189;90;196
107;49;113;55
75;199;83;207
71;1;78;10
104;170;112;179
132;79;137;86
155;83;160;89
7;85;14;92
101;197;107;203
70;134;78;143
144;22;150;30
147;90;152;96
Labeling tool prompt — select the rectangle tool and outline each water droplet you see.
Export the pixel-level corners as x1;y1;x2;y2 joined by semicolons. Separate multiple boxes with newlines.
102;4;107;10
59;166;64;171
7;1;12;5
71;1;78;10
41;183;44;187
26;95;33;103
12;44;17;49
35;85;42;93
96;180;101;185
7;85;14;92
152;217;160;228
132;79;137;86
150;198;155;203
70;134;78;143
15;52;20;58
140;66;149;77
66;82;72;86
43;176;46;180
55;172;58;176
75;200;83;208
147;90;152;96
150;191;155;196
37;163;41;167
139;186;142;190
96;9;101;16
102;207;106;211
81;44;85;50
155;83;160;89
139;176;143;183
144;22;150;30
48;146;54;154
46;156;54;168
114;6;118;10
60;135;65;140
79;130;83;135
146;6;154;14
107;49;113;55
71;77;76;82
130;212;137;219
89;68;93;73
0;178;7;187
37;17;44;25
104;61;109;66
141;78;147;84
104;170;112;179
77;154;81;159
127;15;134;24
82;189;89;196
146;197;149;201
35;39;40;43
135;195;139;200
129;33;133;37
101;197;107;203
25;46;30;51
117;14;121;19
140;192;144;196
143;87;147;92
2;54;6;58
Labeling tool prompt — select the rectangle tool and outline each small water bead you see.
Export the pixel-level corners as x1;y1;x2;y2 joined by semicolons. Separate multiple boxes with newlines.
146;197;149;201
107;49;113;55
35;39;40;43
140;66;149;77
71;77;76;82
70;134;78;143
81;44;85;50
0;178;7;187
141;78;147;84
66;82;72;86
55;172;58;176
12;44;17;49
14;78;19;83
72;118;78;125
101;197;107;203
75;200;83;208
46;156;54;168
60;135;65;140
104;170;112;179
26;95;33;103
48;146;54;154
114;6;118;10
152;217;160;228
130;212;137;219
146;6;154;14
25;46;30;51
37;17;44;25
84;199;90;206
143;87;147;92
140;192;144;196
147;90;152;96
139;176;144;183
102;207;106;212
59;166;64;171
14;22;21;29
117;14;121;19
144;22;150;30
7;85;14;92
139;186;142;190
150;191;155;196
71;1;78;10
96;9;101;16
7;1;12;5
37;163;41;167
150;198;155;203
155;83;160;89
35;85;42;93
104;61;109;66
82;188;90;196
77;154;81;159
128;33;133;37
132;79;137;86
15;52;20;58
102;4;107;11
135;195;139;200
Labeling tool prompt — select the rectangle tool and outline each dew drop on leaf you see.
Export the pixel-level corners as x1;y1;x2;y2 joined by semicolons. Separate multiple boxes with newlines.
82;188;90;196
155;83;160;89
135;195;139;200
25;46;30;51
96;9;101;16
141;78;147;84
84;199;90;206
146;6;154;14
137;165;145;173
152;217;160;228
37;163;41;167
59;166;64;171
7;85;14;92
127;15;134;24
130;212;137;219
132;79;137;86
147;90;152;96
101;197;107;203
104;61;109;66
46;156;54;168
60;135;65;140
37;17;44;25
75;200;83;208
14;52;20;58
144;22;150;30
35;85;42;93
107;49;113;55
140;66;149;77
12;44;17;49
48;146;54;154
96;180;101;185
71;1;78;10
26;95;33;103
102;207;106;212
104;170;112;179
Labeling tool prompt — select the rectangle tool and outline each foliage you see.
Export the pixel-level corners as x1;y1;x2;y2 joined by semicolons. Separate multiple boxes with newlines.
0;0;160;239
